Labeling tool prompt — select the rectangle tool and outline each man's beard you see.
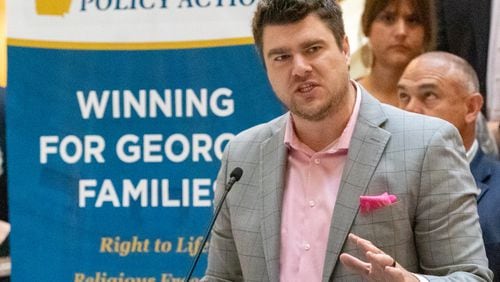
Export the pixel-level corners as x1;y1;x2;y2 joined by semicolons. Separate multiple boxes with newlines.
289;85;348;122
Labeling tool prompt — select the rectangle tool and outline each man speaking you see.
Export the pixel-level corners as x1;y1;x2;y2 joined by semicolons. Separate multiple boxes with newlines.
203;0;492;281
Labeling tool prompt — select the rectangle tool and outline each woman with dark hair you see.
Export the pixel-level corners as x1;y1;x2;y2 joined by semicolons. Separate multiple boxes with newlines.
356;0;436;106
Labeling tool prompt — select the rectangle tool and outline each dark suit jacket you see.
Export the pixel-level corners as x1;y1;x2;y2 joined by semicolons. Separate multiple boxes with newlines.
471;149;500;281
436;0;491;113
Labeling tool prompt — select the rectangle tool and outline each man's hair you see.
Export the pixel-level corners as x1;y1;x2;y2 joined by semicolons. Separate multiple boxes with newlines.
418;51;480;94
441;52;480;93
455;58;479;94
361;0;437;52
252;0;345;60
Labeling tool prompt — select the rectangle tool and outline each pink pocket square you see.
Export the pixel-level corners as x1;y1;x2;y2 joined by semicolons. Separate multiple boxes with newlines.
359;192;397;213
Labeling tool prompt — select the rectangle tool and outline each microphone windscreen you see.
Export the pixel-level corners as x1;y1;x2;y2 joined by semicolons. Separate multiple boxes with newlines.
230;167;243;181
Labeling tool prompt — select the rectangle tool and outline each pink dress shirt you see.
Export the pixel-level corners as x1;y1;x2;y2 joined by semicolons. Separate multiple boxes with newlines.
280;84;361;281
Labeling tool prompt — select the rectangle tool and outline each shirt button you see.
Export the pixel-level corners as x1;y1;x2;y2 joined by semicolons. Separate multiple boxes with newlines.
314;158;321;164
309;200;316;207
304;243;311;251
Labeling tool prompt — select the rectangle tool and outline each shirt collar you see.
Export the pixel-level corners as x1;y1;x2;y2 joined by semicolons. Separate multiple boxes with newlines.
466;139;479;164
284;80;362;154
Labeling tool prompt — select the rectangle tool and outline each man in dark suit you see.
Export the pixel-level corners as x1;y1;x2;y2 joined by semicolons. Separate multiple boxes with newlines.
398;51;500;280
436;0;500;159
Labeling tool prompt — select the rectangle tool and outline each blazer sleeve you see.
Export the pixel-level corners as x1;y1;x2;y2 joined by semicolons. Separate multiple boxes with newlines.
203;143;244;282
415;123;493;281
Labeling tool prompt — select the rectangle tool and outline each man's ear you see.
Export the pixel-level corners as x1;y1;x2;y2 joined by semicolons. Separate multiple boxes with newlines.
342;35;351;65
465;92;484;124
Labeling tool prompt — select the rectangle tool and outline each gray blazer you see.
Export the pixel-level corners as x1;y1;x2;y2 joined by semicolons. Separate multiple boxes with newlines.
204;90;493;281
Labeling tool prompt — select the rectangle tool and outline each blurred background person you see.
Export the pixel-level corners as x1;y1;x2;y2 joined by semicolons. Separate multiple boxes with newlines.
0;85;8;282
398;51;500;280
338;0;368;79
356;0;436;106
487;0;500;148
436;0;490;113
0;86;6;225
436;0;500;157
0;0;5;225
0;1;9;278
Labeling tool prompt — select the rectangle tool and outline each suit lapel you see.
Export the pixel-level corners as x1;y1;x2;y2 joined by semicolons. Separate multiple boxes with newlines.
323;91;391;281
260;118;288;282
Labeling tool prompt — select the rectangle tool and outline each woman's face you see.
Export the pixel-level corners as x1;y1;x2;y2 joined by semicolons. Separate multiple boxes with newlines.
368;0;425;69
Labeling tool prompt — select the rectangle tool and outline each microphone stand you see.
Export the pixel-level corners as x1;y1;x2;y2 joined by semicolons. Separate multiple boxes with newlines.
184;168;242;281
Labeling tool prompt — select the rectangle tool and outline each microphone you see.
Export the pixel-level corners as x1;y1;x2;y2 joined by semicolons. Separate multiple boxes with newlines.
184;167;243;281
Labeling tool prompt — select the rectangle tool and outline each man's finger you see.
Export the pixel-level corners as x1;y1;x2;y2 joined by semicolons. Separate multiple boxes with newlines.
366;251;397;275
384;264;407;280
348;233;383;254
339;253;371;275
366;251;396;268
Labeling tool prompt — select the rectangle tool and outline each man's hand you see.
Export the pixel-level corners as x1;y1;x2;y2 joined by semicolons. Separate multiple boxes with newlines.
339;233;419;282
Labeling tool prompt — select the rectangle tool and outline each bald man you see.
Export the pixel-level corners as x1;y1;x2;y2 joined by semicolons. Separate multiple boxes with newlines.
398;51;500;280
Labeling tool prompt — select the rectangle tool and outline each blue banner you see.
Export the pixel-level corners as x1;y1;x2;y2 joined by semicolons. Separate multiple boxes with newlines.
7;27;283;282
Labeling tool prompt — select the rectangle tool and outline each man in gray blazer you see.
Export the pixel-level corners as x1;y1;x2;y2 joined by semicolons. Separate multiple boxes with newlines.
204;0;492;281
